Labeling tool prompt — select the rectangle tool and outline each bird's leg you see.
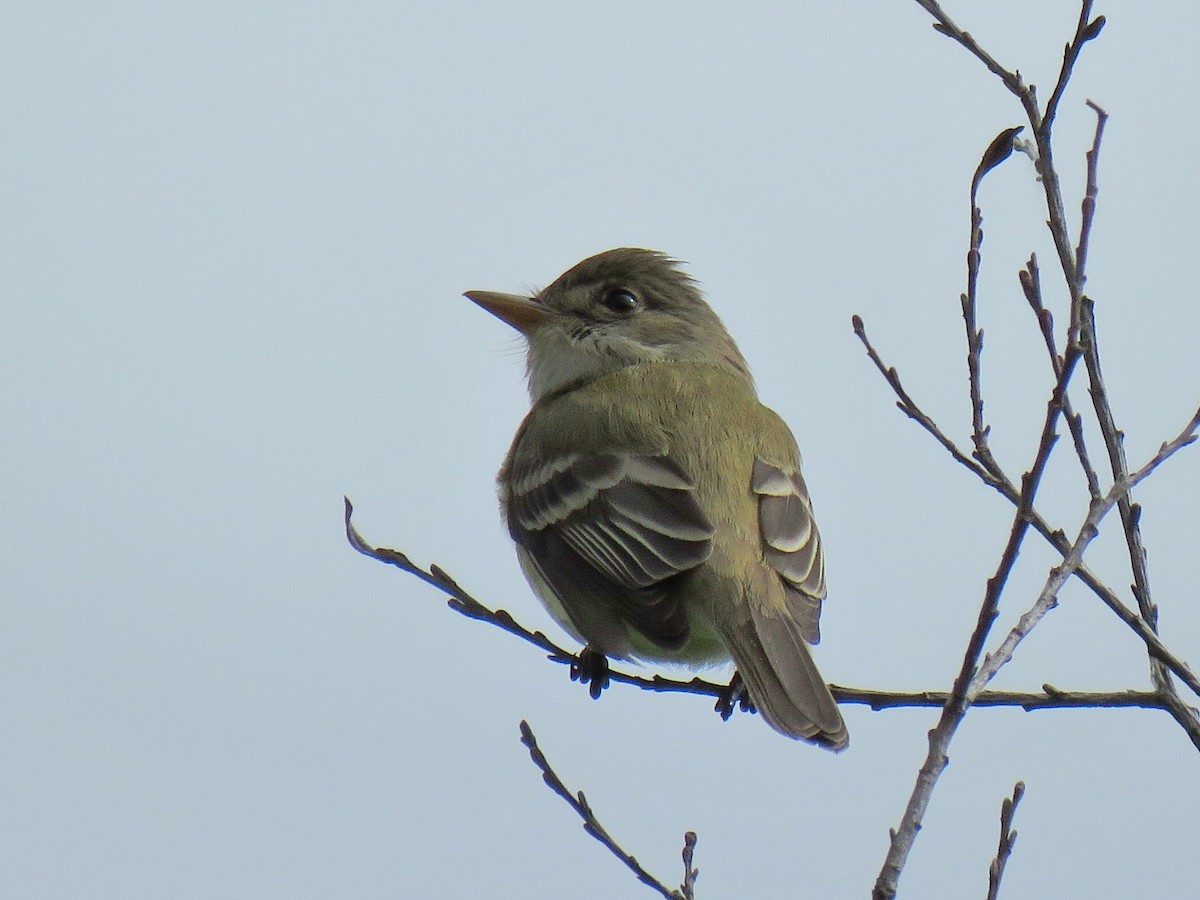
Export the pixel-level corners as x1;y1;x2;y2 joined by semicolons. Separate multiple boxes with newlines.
715;670;756;721
570;646;610;699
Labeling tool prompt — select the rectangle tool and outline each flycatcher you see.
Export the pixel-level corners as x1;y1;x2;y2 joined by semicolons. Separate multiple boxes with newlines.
465;248;847;750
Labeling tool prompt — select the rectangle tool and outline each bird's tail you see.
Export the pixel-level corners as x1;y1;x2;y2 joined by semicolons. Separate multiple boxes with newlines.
721;589;848;750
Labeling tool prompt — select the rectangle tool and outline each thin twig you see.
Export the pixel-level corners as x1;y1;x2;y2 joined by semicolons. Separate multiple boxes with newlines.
345;497;578;664
986;782;1025;900
852;316;1006;492
1075;101;1108;281
347;498;1183;715
1036;2;1104;335
836;686;1161;711
1068;557;1200;700
1018;256;1057;367
965;126;1026;475
1079;305;1150;622
1019;254;1101;498
1038;4;1104;336
1044;5;1104;135
518;721;690;900
916;1;1025;95
680;832;699;900
958;348;1081;696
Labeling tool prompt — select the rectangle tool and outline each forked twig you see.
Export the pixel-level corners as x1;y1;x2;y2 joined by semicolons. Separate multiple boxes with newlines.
968;412;1200;705
852;315;1006;493
518;721;694;900
986;782;1025;900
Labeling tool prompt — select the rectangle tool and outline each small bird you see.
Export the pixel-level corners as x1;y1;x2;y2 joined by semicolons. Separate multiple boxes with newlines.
465;248;847;750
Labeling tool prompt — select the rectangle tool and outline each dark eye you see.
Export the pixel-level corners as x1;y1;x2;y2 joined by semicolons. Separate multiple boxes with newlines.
601;287;640;314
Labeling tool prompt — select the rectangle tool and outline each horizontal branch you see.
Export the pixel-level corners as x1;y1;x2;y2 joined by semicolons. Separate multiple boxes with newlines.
345;498;1182;718
835;686;1161;711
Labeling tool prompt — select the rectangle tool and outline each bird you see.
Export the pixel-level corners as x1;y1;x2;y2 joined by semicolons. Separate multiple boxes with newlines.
464;248;847;750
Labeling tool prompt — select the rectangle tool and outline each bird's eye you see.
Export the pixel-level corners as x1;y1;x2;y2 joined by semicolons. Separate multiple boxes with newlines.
601;288;640;314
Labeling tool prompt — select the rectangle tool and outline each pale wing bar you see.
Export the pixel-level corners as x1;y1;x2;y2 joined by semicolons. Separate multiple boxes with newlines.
752;458;827;644
510;452;714;590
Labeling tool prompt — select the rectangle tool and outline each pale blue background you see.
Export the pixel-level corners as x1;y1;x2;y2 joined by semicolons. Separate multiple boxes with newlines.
5;2;1199;897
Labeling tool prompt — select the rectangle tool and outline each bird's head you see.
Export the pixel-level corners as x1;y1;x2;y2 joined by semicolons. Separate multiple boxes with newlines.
465;248;750;401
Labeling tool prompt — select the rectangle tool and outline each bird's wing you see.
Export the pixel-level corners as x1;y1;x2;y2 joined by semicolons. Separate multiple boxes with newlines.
721;455;844;748
505;451;714;651
751;457;826;643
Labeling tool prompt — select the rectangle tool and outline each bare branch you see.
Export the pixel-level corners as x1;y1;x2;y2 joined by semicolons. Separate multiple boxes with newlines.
518;721;690;900
964;126;1026;474
916;1;1025;96
969;411;1200;700
679;832;699;900
956;349;1080;694
852;315;1007;492
986;782;1026;900
1018;256;1056;365
1019;254;1101;498
1044;6;1104;135
345;496;578;665
836;686;1161;712
1076;101;1108;280
860;302;1177;659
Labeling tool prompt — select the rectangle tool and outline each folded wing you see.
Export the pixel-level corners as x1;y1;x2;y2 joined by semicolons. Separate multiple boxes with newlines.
505;452;714;650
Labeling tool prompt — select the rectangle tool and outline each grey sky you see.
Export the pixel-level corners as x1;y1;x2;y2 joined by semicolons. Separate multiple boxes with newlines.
5;2;1199;897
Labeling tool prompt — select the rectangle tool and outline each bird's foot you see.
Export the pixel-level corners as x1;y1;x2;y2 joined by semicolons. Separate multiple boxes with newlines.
570;646;610;699
715;670;756;721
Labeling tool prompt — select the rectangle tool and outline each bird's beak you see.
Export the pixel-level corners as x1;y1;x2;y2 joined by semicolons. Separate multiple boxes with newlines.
463;290;555;335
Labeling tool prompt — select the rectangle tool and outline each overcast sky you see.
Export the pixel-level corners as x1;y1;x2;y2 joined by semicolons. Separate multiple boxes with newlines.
5;2;1200;897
